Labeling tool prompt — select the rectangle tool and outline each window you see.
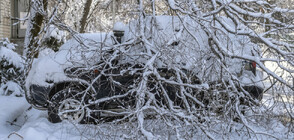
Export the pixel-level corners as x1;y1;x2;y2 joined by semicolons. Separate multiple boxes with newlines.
20;12;29;29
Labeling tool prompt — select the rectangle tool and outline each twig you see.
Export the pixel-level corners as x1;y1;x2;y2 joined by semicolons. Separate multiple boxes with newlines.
8;132;23;140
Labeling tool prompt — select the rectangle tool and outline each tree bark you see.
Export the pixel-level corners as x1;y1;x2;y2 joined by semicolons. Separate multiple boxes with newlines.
80;0;93;33
24;0;47;58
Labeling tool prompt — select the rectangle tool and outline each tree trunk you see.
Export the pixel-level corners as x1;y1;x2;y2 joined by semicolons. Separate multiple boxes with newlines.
23;0;47;58
80;0;93;33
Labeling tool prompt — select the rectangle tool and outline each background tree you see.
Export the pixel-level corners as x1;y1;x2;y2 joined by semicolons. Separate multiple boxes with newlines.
79;0;93;33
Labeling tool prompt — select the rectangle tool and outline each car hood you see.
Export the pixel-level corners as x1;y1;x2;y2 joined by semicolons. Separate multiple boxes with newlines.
25;33;113;89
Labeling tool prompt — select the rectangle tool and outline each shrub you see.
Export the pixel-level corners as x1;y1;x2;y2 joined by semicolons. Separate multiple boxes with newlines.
0;38;24;96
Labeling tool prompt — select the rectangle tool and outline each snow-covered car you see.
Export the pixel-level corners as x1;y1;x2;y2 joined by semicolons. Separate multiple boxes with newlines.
25;16;264;123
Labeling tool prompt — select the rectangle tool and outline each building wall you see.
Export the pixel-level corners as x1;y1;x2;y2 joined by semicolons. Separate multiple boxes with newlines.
0;0;11;39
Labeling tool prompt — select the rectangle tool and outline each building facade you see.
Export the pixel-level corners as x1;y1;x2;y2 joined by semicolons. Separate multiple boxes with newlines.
0;0;29;53
0;0;11;39
11;0;30;39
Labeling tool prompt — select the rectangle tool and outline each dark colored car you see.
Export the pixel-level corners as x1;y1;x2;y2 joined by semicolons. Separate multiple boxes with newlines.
25;16;264;123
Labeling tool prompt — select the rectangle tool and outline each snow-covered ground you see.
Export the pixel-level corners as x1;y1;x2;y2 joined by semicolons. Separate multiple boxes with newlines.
0;94;293;140
0;96;29;138
0;96;137;140
0;96;90;140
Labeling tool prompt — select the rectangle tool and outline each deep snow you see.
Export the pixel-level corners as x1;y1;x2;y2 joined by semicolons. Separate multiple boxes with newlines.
0;96;29;139
0;94;293;140
0;96;102;140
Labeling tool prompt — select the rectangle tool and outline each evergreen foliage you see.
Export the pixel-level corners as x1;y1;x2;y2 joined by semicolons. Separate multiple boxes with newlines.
0;38;24;96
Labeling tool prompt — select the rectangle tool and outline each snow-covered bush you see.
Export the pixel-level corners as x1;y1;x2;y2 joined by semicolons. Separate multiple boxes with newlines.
0;38;25;96
0;81;24;96
43;25;65;52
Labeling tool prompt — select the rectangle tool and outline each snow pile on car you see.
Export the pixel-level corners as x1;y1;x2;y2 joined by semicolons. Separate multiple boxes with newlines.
25;33;113;89
26;15;263;90
123;16;261;84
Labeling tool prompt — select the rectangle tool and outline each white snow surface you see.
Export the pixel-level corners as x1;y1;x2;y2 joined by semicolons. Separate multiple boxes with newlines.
113;22;126;31
0;96;29;137
0;95;293;139
0;81;24;96
44;25;65;42
25;33;113;89
0;46;24;70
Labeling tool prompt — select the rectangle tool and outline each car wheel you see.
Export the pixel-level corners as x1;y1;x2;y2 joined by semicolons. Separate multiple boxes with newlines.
48;86;89;123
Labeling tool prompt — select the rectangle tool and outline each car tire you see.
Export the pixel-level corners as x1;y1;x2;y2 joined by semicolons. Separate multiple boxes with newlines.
48;86;90;123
